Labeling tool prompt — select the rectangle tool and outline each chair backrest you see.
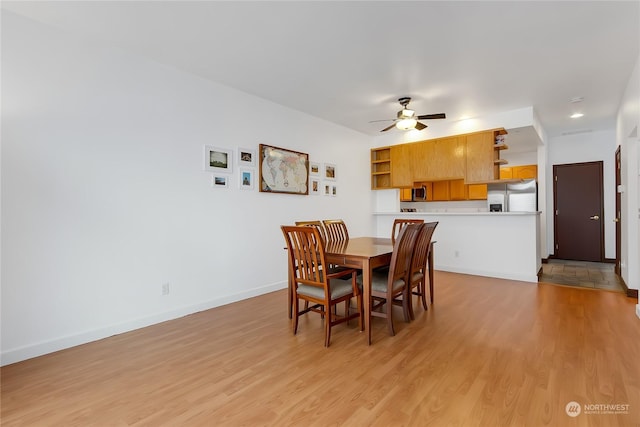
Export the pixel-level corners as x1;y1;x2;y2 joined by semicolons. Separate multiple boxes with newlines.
323;219;349;242
391;218;425;244
387;223;422;288
295;220;327;245
409;222;439;278
281;225;328;292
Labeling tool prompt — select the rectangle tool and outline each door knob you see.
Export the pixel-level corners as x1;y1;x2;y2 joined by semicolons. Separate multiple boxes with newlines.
589;215;600;220
613;218;620;223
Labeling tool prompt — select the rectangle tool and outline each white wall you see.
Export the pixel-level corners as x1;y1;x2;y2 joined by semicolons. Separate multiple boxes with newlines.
545;130;618;259
1;12;374;364
616;54;639;295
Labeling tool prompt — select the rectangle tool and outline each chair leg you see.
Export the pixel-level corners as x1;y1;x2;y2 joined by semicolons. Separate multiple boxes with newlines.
293;298;300;335
402;292;411;323
386;299;396;336
345;299;351;325
421;280;429;310
325;307;332;347
407;286;415;321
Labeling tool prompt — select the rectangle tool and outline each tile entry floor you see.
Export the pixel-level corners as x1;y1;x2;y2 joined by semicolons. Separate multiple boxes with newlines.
538;259;625;292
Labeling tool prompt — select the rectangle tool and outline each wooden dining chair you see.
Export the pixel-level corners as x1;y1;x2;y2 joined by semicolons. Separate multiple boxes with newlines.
391;218;424;244
281;225;363;347
359;222;421;337
295;220;327;245
404;221;438;320
322;219;349;242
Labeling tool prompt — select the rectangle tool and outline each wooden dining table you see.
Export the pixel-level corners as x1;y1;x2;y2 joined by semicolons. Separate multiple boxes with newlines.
324;237;394;345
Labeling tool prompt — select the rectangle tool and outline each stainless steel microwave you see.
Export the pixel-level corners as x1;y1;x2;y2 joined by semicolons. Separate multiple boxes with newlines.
412;185;427;201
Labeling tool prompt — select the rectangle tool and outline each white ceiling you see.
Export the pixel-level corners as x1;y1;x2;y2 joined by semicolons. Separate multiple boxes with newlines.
3;1;639;145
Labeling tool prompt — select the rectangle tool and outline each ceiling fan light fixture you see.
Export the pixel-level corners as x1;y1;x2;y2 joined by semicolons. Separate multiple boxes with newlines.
396;118;417;130
400;108;415;118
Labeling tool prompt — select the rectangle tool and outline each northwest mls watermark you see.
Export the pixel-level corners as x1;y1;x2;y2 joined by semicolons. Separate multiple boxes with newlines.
565;401;630;417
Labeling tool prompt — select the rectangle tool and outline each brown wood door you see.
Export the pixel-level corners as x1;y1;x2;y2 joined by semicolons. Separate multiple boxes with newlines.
615;147;621;275
553;162;604;261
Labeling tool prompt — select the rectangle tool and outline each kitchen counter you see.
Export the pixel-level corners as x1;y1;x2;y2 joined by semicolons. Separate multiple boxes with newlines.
373;211;541;283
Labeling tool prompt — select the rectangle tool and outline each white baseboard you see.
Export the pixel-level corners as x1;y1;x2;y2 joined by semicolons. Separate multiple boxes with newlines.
436;264;539;284
636;304;640;320
1;282;286;366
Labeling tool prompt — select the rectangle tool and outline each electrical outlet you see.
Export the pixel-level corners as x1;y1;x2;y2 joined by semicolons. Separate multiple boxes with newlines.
162;283;170;296
454;250;460;258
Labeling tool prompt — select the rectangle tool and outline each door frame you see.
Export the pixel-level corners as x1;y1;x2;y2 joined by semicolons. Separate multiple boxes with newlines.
615;147;622;275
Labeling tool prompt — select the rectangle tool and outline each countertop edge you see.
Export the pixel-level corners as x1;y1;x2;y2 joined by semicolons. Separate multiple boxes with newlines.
373;211;541;216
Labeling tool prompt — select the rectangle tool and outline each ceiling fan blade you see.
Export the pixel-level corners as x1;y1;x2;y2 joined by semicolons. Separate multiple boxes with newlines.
414;121;427;130
368;119;395;123
380;123;397;132
417;113;446;120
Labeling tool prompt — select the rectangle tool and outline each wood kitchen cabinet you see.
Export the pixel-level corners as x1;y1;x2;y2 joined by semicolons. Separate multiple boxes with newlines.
449;179;468;200
467;183;488;200
371;128;507;190
431;181;450;201
513;164;538;180
400;188;413;201
371;147;391;189
466;129;508;183
390;144;414;188
466;131;495;182
500;164;538;180
432;136;466;180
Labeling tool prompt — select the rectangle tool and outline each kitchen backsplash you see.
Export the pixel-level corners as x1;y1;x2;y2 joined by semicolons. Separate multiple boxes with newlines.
399;200;487;212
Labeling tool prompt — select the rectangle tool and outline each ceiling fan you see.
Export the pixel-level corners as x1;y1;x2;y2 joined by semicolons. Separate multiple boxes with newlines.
372;97;446;132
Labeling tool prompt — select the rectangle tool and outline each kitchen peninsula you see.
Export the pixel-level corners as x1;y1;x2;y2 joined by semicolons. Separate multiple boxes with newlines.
374;211;541;283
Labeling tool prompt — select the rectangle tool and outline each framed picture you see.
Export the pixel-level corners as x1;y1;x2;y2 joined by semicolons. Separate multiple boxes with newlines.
212;175;229;188
309;162;320;176
239;168;255;190
331;185;337;197
323;182;332;196
259;144;309;195
238;147;256;166
204;145;232;174
324;163;336;180
309;177;321;195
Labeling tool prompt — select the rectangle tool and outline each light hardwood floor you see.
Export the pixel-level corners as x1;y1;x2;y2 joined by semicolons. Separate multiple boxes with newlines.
2;271;639;426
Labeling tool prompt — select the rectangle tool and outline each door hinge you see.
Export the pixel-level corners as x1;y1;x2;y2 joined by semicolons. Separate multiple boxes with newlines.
555;209;559;216
555;243;559;250
555;175;558;182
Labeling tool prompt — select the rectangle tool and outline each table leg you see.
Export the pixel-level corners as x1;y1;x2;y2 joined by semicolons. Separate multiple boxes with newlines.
428;242;435;304
362;259;372;345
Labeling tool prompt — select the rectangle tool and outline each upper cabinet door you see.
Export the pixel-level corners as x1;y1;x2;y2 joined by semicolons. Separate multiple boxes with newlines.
466;131;496;183
424;136;466;181
390;144;413;188
513;164;538;180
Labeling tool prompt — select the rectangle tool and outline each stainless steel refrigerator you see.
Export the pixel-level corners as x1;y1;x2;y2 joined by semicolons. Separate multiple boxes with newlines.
487;179;537;212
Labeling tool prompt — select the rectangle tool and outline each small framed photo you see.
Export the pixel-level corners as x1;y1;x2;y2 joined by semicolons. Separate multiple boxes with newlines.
331;185;337;197
309;162;320;176
238;147;256;166
309;177;321;195
212;175;229;188
204;145;232;174
324;163;336;180
323;182;332;196
239;168;255;190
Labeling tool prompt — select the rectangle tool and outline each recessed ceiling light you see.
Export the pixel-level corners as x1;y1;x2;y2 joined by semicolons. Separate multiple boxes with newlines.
570;113;584;119
569;96;584;103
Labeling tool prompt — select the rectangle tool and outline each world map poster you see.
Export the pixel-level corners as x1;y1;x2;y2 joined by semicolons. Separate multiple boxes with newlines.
259;144;309;195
